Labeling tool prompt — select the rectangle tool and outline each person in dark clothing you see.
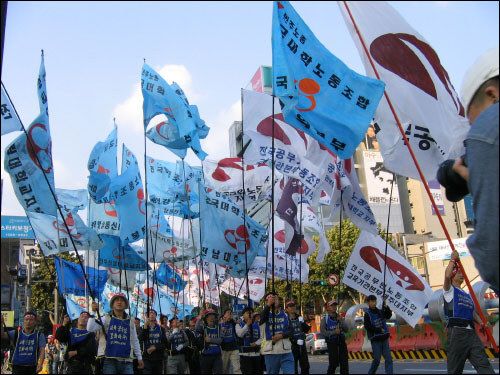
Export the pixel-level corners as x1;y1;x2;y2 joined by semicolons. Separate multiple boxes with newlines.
364;295;393;374
285;301;310;375
320;301;349;374
220;308;241;374
141;310;167;374
185;316;202;375
196;309;223;374
236;307;263;375
133;317;144;375
56;312;97;374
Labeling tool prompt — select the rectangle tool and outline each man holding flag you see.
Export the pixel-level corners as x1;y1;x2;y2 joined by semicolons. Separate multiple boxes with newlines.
443;250;494;374
56;312;97;374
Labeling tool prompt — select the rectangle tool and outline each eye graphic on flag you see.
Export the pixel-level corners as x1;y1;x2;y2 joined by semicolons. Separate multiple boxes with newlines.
295;78;320;112
249;278;263;285
224;225;250;254
163;247;178;260
256;113;308;149
112;247;130;260
104;201;117;217
75;278;86;288
53;212;82;239
27;123;52;173
360;245;425;291
137;189;146;215
106;267;120;275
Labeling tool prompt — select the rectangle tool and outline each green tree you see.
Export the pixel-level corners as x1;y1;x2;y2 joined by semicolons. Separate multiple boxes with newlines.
30;250;81;330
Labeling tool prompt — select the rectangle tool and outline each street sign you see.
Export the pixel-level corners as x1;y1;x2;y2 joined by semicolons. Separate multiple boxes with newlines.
328;274;339;286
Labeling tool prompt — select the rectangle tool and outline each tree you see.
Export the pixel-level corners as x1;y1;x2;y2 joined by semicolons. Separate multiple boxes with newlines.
30;249;81;331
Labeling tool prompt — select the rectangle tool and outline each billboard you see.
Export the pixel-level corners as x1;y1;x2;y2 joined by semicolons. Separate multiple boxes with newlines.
1;216;35;239
428;238;470;261
428;180;445;215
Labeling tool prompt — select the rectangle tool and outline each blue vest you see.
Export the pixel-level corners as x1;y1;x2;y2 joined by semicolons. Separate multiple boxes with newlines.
202;325;221;355
265;310;289;341
12;330;39;366
288;316;305;340
170;331;185;352
365;308;389;341
444;286;475;328
221;322;236;343
70;328;90;347
238;321;260;352
325;314;345;341
105;315;132;359
145;324;162;349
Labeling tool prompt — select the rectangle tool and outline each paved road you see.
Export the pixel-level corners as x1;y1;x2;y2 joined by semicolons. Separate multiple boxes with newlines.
308;354;499;374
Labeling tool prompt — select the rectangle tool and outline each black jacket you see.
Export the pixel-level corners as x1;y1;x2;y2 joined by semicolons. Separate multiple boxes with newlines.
55;325;97;364
140;324;167;361
364;305;392;342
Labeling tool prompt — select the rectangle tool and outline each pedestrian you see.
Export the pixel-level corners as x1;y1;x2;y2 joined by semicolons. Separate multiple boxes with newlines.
87;292;144;374
259;292;294;374
166;316;189;374
364;294;393;374
185;316;202;374
236;307;263;375
141;309;166;374
134;317;143;375
285;300;310;375
56;312;97;374
321;300;349;374
159;315;169;375
452;46;499;293
195;309;223;374
220;308;242;374
0;312;46;374
46;334;60;374
443;250;494;374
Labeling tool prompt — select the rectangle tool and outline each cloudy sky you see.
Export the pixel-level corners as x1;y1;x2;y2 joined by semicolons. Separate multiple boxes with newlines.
1;1;498;217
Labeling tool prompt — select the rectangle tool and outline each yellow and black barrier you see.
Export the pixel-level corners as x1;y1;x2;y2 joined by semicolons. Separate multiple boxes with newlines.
347;348;498;360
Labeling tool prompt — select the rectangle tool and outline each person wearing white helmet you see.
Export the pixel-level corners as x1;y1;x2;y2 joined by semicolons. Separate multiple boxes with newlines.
87;293;144;374
452;46;499;293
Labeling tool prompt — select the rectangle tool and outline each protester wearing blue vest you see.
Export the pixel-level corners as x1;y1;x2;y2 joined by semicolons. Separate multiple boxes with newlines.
285;300;310;375
259;292;294;374
236;307;263;374
140;309;167;374
185;316;202;374
166;316;189;374
88;293;143;374
444;250;494;374
220;308;241;374
1;312;46;374
56;311;97;374
320;300;349;374
364;294;393;374
195;309;223;374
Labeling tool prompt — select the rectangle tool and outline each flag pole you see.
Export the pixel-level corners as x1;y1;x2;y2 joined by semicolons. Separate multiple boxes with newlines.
342;1;497;352
381;174;396;304
337;190;343;305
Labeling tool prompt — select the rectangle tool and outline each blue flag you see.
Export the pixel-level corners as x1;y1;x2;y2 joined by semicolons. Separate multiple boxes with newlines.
153;287;193;320
87;125;118;203
28;210;104;256
272;1;385;158
56;188;88;213
155;263;187;291
107;145;146;243
65;298;86;321
146;121;188;160
4;54;57;216
98;234;150;271
54;256;108;297
200;185;268;277
141;64;208;160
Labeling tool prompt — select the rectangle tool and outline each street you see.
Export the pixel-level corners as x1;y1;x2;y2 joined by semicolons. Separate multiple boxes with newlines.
308;355;500;374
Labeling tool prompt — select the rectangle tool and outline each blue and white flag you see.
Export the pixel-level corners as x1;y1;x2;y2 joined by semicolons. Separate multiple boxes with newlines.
200;185;268;278
65;297;87;321
98;234;150;271
108;145;146;243
54;256;108;297
272;1;385;158
56;188;88;213
1;83;23;135
146;120;188;160
28;210;104;256
153;287;193;320
141;64;207;160
4;54;57;216
155;262;187;291
148;203;174;236
87;125;118;203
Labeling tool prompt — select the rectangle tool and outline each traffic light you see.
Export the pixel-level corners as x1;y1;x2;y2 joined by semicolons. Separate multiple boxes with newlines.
310;280;326;286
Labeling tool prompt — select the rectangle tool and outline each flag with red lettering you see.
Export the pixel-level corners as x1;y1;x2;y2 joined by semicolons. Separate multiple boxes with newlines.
342;230;433;327
338;1;469;180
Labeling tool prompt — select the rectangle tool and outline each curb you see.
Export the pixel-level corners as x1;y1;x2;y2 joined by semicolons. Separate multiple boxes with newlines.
348;348;498;360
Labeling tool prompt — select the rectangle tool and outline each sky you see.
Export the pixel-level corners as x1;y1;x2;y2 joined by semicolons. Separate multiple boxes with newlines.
1;1;499;218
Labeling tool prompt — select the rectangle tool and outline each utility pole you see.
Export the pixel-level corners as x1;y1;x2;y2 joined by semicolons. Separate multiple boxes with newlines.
26;250;32;312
